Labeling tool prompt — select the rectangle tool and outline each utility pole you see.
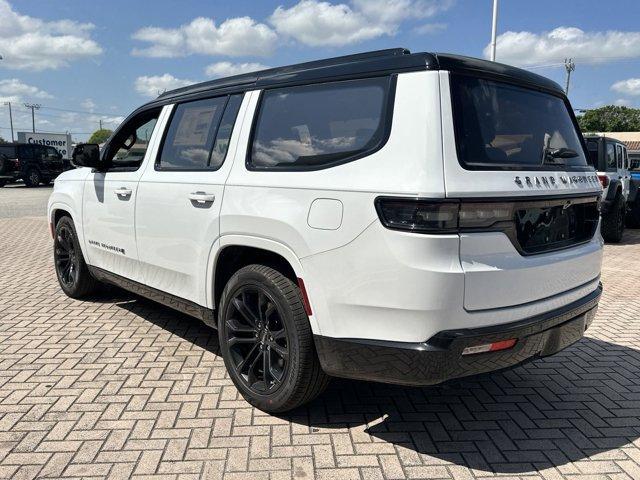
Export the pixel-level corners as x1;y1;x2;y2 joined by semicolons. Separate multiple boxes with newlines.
564;58;575;96
490;0;499;61
24;103;41;133
3;102;14;142
99;119;103;130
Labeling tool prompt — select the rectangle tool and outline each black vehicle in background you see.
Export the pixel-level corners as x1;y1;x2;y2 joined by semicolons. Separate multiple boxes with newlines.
0;143;69;187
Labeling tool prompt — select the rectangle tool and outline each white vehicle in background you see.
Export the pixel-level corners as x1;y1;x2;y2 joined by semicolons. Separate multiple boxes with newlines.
584;134;635;240
48;49;603;413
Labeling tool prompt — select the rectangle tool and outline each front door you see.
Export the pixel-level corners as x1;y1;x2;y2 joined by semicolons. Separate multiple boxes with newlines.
82;108;162;282
135;94;245;306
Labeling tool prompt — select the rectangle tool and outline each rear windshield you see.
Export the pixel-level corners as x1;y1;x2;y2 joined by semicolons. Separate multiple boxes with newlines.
0;145;16;158
451;75;588;170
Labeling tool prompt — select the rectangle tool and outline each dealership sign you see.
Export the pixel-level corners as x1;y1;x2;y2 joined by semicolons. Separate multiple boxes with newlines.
17;132;73;159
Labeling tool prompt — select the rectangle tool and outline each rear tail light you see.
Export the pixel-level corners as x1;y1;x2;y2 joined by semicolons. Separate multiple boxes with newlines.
375;198;514;233
597;175;609;188
462;338;517;355
375;198;458;233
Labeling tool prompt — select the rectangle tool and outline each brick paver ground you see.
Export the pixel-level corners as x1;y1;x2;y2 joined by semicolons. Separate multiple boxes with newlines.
1;196;639;479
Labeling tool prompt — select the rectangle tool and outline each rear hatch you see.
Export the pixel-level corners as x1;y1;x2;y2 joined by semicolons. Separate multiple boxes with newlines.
441;72;603;311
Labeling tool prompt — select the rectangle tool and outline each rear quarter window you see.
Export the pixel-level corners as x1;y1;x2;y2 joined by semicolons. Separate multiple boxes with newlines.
248;77;393;171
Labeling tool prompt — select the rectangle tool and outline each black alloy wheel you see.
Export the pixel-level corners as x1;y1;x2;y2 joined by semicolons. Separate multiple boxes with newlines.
224;286;289;394
54;222;79;289
218;264;329;413
25;168;41;187
53;216;99;298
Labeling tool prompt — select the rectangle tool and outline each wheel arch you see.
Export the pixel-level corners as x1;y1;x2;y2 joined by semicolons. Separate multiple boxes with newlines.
207;235;320;333
48;201;88;258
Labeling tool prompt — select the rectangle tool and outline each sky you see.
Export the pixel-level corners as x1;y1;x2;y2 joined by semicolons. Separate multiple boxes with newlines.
1;0;640;141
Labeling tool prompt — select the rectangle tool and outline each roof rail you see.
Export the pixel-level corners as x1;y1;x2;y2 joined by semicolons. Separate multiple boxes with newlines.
157;48;412;100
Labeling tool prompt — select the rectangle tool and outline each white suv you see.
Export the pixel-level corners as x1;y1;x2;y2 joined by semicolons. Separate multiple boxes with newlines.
48;49;603;413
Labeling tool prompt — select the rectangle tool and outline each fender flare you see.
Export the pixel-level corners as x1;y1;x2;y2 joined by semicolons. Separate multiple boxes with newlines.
604;179;622;203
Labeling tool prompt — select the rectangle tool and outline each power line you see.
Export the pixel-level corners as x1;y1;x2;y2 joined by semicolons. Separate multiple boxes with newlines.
39;105;127;117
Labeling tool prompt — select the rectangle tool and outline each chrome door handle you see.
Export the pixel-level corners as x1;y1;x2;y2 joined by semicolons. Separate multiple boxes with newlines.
114;187;132;198
188;191;215;203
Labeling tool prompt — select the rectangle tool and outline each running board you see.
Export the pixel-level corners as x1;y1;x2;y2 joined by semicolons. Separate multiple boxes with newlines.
87;266;217;329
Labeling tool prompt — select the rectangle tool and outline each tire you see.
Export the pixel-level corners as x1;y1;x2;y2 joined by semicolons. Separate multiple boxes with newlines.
601;193;625;243
24;168;42;187
0;180;5;188
626;201;640;229
218;264;329;413
0;154;7;175
54;216;100;298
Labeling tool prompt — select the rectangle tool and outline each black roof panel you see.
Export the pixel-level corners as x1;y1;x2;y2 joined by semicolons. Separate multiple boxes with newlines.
143;48;564;108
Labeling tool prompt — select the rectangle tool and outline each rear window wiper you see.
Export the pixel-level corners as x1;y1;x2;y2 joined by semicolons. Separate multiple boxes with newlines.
543;147;579;164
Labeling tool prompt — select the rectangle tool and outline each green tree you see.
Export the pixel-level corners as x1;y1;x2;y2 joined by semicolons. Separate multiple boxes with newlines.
577;105;640;132
87;128;113;144
0;136;6;143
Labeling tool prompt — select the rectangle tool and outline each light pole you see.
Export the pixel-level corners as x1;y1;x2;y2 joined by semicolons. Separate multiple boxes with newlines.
564;58;575;96
24;103;41;133
490;0;499;61
3;102;14;142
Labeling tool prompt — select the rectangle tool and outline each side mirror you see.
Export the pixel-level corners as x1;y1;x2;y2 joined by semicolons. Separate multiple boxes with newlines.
72;144;102;169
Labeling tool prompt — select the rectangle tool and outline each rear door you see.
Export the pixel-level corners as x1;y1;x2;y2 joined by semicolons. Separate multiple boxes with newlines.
135;93;245;306
440;72;602;311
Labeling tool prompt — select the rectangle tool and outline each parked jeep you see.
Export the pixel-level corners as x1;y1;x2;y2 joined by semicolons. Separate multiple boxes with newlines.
583;135;634;241
0;143;67;187
49;49;603;413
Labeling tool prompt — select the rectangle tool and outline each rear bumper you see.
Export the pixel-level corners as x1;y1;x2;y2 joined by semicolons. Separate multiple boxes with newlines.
315;283;601;386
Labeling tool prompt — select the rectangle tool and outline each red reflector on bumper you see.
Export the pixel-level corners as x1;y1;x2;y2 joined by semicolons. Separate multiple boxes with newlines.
297;278;312;317
462;338;517;355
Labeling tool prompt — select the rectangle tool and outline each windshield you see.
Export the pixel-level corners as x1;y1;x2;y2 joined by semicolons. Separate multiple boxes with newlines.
451;75;588;170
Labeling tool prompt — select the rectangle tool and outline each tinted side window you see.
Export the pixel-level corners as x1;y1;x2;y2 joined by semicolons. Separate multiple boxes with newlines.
18;145;34;158
210;94;243;169
616;144;623;169
249;77;391;170
159;97;226;170
606;142;616;171
104;108;161;171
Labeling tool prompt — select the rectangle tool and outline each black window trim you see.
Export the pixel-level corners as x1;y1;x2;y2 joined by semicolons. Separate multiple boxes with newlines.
449;72;593;173
245;74;397;172
154;93;244;172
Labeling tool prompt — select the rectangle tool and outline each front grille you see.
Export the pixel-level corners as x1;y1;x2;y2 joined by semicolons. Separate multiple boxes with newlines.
513;196;599;255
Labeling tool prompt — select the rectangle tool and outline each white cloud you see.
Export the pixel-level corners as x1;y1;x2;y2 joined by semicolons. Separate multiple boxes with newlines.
132;16;277;58
269;0;453;47
614;98;632;106
611;78;640;96
0;79;52;103
485;27;640;66
0;0;102;70
413;22;447;35
204;61;270;78
81;98;96;111
134;74;195;98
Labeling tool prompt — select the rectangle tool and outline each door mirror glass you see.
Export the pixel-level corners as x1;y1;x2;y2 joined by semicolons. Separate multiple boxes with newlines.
72;143;102;169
